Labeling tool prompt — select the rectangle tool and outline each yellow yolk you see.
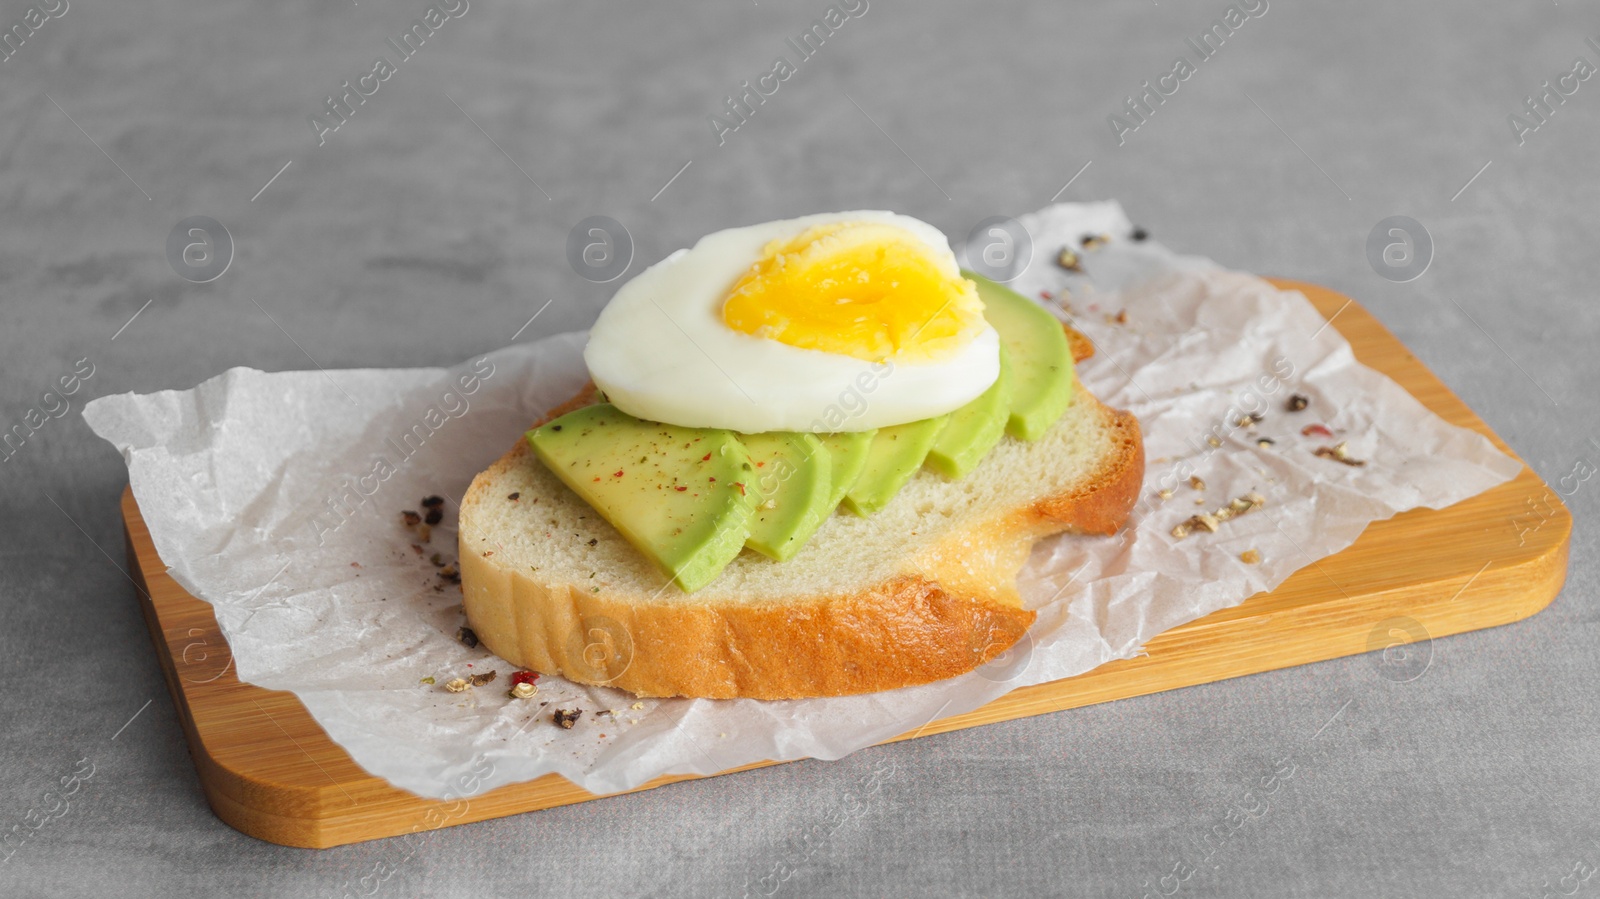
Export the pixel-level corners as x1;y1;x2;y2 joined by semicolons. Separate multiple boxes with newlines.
721;222;984;363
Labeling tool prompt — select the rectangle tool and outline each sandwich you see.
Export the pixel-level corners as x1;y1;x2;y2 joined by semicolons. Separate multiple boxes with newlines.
459;211;1142;699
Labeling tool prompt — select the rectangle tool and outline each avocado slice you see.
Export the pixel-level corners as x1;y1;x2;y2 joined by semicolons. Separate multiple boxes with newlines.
742;432;833;561
965;271;1076;441
527;404;756;593
842;415;950;516
818;430;875;510
926;344;1015;480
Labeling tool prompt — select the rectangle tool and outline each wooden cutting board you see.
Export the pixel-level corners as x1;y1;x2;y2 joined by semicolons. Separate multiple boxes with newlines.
120;280;1571;849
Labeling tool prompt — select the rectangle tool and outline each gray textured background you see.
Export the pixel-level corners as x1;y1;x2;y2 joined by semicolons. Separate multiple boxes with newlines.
2;0;1596;896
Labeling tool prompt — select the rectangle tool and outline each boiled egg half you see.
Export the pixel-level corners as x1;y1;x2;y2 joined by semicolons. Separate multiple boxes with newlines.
583;211;1000;433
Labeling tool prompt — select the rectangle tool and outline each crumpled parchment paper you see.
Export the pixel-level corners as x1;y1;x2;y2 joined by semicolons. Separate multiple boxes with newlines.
84;201;1520;799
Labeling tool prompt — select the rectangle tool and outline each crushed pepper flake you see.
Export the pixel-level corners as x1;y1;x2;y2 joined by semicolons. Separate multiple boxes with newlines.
1314;442;1367;466
1172;492;1266;539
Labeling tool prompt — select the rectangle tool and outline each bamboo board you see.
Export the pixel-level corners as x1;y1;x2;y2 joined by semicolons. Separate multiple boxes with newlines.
120;280;1571;849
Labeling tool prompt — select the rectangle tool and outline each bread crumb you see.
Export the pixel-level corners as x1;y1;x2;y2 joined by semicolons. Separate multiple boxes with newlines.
443;678;470;693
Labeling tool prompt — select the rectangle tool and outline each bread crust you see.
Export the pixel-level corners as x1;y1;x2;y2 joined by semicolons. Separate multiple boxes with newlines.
459;324;1141;699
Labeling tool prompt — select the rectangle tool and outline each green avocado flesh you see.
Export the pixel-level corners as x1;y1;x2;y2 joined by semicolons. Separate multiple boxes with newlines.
526;404;756;593
741;432;833;562
818;430;875;509
964;271;1076;441
927;344;1014;480
530;279;1079;591
842;415;950;516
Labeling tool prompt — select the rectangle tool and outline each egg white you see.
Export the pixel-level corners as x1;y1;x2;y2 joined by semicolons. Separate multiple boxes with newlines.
583;211;1001;434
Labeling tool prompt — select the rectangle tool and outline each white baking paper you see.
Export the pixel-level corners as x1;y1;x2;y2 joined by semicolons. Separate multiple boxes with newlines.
83;202;1521;800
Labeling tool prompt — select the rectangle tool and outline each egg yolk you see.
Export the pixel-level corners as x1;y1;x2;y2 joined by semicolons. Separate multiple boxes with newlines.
721;222;984;363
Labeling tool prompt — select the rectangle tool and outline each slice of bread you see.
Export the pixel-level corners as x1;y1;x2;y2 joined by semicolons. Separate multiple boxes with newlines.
458;328;1142;699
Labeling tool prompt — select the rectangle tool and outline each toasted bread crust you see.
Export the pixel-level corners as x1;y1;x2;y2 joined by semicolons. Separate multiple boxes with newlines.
459;324;1140;699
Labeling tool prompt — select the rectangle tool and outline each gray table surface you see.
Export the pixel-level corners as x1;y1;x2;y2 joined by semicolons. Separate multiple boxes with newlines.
3;0;1597;895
